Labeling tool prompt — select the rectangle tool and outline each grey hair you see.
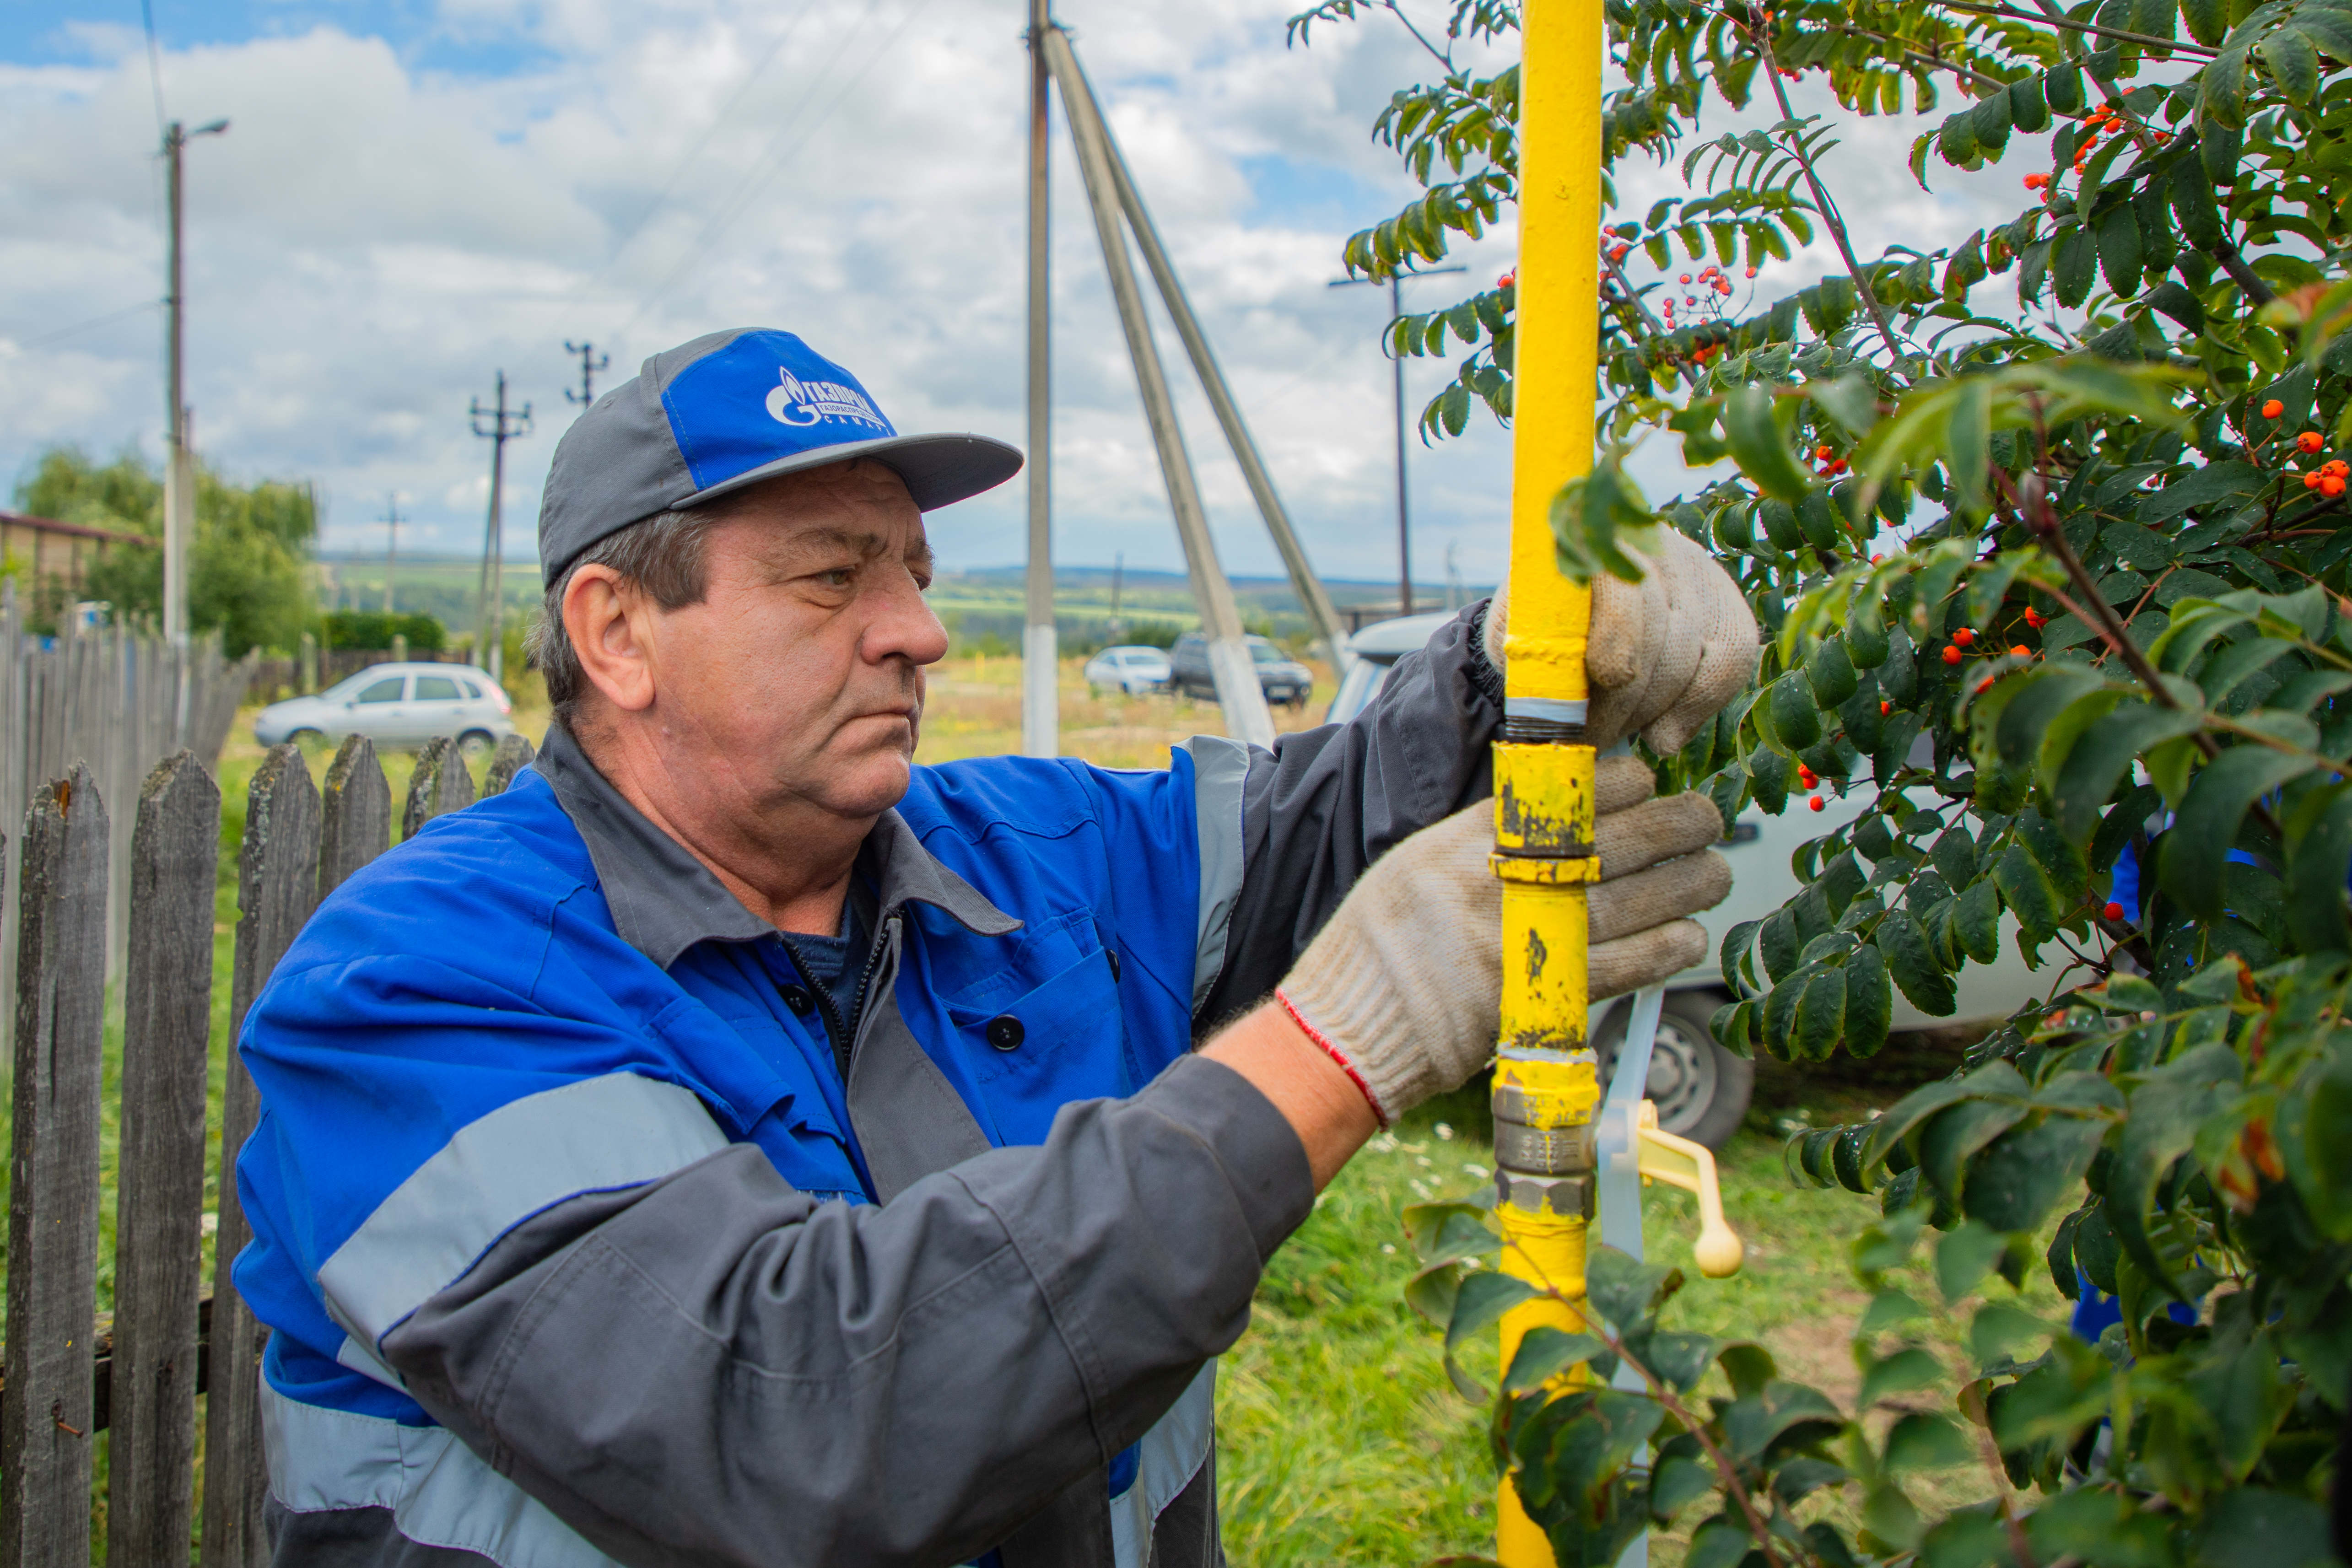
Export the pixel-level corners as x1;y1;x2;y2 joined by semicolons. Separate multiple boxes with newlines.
527;508;724;723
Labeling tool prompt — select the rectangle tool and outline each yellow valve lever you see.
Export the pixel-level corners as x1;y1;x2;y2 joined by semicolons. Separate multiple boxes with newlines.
1633;1101;1744;1279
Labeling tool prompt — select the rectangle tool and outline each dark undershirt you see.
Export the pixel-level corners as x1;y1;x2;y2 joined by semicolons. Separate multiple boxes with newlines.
783;904;869;1052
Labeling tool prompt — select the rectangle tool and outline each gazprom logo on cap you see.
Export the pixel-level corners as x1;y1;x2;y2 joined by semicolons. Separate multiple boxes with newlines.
766;368;888;430
659;329;903;493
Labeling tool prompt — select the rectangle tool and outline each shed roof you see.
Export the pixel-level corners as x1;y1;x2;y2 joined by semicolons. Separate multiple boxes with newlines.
0;510;156;550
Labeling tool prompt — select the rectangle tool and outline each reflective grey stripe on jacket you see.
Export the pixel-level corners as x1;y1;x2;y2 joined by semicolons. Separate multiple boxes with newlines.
1112;1365;1215;1565
264;1379;620;1568
1182;735;1251;1012
319;1073;730;1370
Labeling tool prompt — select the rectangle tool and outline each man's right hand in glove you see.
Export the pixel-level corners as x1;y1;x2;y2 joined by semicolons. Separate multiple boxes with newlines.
1200;757;1731;1186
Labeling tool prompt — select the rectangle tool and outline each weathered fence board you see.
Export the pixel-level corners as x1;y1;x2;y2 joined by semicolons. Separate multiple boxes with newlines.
0;586;251;1045
203;745;322;1568
320;735;392;899
483;732;536;797
0;768;106;1568
109;752;223;1566
404;735;476;839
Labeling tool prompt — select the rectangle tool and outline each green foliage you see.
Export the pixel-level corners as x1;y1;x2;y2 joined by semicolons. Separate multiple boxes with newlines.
12;444;318;654
1410;956;2352;1568
1301;0;2352;1551
321;610;446;652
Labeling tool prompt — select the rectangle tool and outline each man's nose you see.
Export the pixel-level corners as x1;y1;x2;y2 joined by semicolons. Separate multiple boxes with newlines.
863;570;950;668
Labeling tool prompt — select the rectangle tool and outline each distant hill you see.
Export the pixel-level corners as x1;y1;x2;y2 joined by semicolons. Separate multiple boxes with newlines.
313;552;1492;655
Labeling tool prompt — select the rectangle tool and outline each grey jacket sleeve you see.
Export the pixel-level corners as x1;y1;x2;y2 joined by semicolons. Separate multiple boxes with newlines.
378;1053;1312;1568
1196;599;1503;1027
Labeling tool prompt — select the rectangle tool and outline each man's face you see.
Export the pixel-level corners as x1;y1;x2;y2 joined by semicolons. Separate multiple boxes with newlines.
642;459;947;823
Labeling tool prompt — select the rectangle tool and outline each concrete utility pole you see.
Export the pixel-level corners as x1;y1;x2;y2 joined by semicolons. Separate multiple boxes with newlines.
1329;263;1463;619
469;373;532;683
1021;0;1057;758
1075;56;1353;676
1041;24;1275;748
161;117;227;645
381;494;401;614
564;340;610;410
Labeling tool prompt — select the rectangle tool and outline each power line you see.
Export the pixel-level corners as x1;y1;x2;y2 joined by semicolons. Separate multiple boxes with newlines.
13;300;162;351
137;0;168;137
619;0;935;334
586;1;823;288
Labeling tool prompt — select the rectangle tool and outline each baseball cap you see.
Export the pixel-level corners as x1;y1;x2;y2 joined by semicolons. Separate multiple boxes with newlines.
537;328;1023;585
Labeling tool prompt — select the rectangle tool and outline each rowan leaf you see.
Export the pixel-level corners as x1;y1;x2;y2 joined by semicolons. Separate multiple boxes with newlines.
2158;745;2317;917
1723;383;1814;502
2283;781;2352;954
2258;24;2320;101
1876;910;1958;1017
2098;202;2144;297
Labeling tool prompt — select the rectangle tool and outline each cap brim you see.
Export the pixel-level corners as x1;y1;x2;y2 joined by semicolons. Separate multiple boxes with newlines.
681;431;1024;514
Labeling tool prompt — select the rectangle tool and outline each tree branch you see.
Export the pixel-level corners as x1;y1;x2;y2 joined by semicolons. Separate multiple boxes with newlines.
1925;0;2218;58
1748;13;1909;363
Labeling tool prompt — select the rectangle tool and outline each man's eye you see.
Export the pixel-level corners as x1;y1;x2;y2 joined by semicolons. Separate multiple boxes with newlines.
817;568;857;588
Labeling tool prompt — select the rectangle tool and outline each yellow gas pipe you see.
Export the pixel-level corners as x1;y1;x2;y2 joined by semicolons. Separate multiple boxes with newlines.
1490;0;1608;1562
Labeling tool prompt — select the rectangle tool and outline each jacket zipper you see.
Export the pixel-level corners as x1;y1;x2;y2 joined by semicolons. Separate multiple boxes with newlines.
782;910;898;1083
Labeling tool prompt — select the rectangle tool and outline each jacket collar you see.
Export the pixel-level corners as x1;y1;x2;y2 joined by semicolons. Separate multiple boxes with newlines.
531;721;1018;968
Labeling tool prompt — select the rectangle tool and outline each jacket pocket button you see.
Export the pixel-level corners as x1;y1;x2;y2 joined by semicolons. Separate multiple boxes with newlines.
986;1014;1025;1051
780;984;815;1015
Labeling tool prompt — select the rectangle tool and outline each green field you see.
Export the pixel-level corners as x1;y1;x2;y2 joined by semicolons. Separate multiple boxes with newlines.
314;554;1483;658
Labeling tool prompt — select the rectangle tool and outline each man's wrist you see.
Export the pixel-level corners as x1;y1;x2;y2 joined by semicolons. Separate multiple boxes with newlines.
1272;987;1388;1129
1198;1000;1381;1191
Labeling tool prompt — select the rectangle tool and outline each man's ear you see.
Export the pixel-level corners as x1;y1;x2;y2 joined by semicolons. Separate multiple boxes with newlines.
564;566;659;714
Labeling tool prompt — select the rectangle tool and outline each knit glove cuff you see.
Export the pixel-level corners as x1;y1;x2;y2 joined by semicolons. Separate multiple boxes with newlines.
1273;804;1502;1126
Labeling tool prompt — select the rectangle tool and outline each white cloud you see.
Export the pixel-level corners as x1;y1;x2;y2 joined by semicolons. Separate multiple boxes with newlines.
2;0;2042;595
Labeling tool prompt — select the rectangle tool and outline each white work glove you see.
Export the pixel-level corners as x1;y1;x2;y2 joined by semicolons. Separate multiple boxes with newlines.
1273;759;1732;1126
1483;527;1760;754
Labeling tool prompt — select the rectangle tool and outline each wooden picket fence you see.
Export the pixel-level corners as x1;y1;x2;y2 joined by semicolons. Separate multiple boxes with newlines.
0;589;254;1012
0;728;537;1567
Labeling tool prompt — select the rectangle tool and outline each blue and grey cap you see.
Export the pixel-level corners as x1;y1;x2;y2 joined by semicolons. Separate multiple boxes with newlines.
537;328;1023;585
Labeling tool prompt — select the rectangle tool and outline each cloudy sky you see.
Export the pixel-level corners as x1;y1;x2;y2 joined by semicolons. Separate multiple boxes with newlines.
0;0;2048;587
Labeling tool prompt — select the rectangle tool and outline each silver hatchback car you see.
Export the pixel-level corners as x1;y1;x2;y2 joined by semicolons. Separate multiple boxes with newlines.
254;663;515;756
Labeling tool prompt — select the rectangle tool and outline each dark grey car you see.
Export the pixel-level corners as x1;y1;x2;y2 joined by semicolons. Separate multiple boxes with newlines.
1168;632;1314;708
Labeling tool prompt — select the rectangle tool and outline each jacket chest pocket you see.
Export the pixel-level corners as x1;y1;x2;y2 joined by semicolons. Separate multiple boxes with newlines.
945;949;1128;1143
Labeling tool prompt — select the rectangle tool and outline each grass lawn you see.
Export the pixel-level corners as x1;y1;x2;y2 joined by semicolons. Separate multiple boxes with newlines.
34;647;2059;1563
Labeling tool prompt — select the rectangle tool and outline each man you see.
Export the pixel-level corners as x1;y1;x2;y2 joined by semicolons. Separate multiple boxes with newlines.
235;328;1755;1568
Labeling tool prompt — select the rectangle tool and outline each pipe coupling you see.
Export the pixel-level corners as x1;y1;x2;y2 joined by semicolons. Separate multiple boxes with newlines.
1493;1117;1596;1175
1494;1169;1596;1218
1490;1082;1598;1176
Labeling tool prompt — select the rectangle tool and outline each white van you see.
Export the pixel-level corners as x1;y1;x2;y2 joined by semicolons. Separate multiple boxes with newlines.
1331;612;2036;1146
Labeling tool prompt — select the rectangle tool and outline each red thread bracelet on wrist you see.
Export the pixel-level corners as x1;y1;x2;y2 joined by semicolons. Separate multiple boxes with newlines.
1273;987;1389;1129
